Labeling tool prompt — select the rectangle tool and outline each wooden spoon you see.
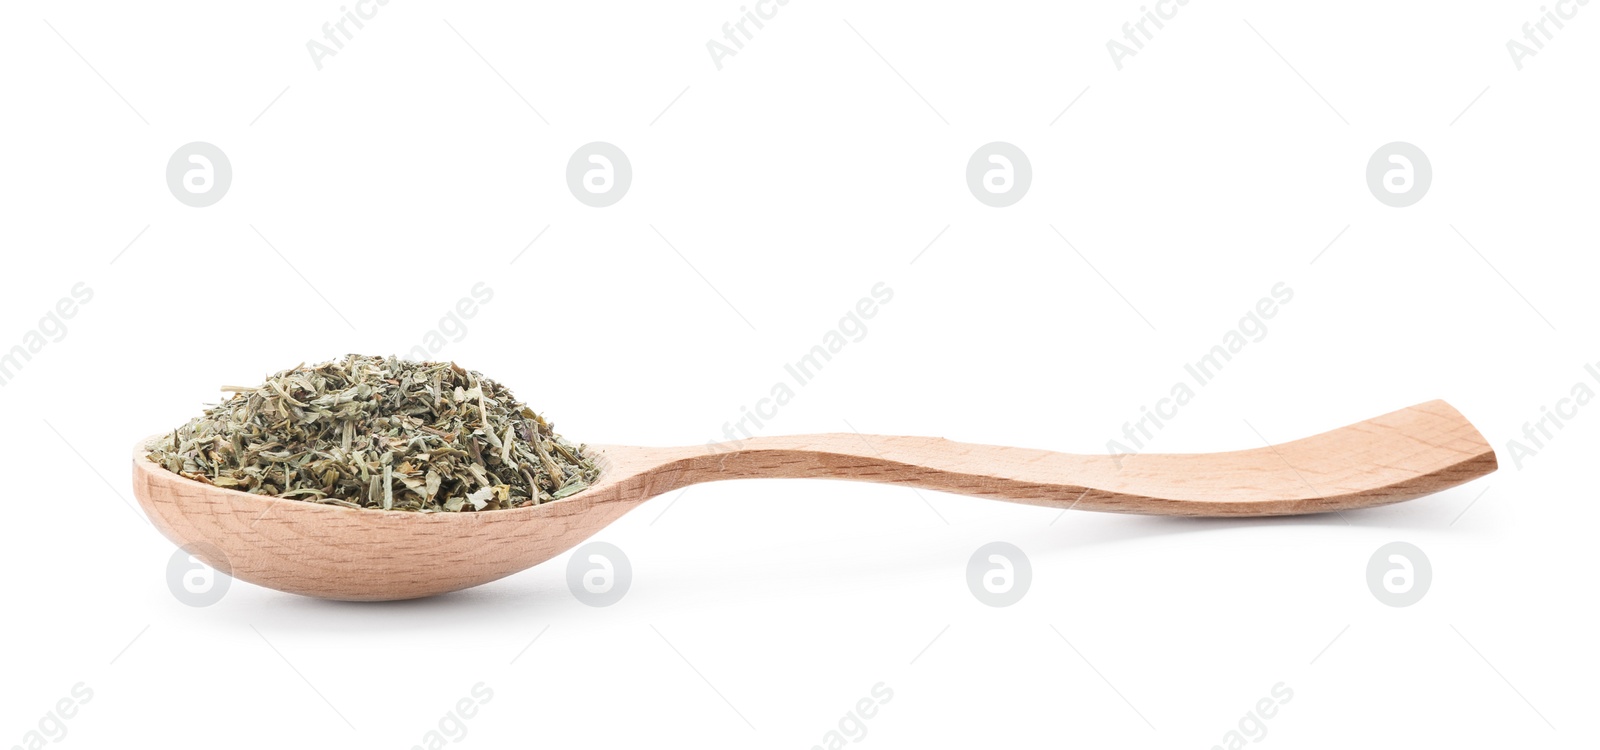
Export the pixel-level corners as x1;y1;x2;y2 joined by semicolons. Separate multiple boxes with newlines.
132;399;1495;601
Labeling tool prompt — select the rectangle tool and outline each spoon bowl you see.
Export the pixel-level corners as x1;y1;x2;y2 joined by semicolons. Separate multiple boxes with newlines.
133;400;1496;601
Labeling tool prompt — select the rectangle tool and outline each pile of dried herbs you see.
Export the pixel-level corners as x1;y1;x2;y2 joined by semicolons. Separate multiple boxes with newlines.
148;355;599;512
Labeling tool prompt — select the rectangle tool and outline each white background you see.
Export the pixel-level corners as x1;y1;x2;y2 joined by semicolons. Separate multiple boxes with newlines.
1;1;1596;747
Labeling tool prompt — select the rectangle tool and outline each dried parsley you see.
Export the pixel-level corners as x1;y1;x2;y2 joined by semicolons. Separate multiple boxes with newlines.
148;355;599;512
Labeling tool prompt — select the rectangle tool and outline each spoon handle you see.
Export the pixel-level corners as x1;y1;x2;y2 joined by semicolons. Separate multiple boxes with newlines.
623;401;1495;516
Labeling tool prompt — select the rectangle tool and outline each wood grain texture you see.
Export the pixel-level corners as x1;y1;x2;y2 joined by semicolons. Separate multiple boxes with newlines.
131;399;1495;601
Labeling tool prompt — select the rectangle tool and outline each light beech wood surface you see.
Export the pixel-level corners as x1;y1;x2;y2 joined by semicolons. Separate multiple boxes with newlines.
132;400;1495;600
